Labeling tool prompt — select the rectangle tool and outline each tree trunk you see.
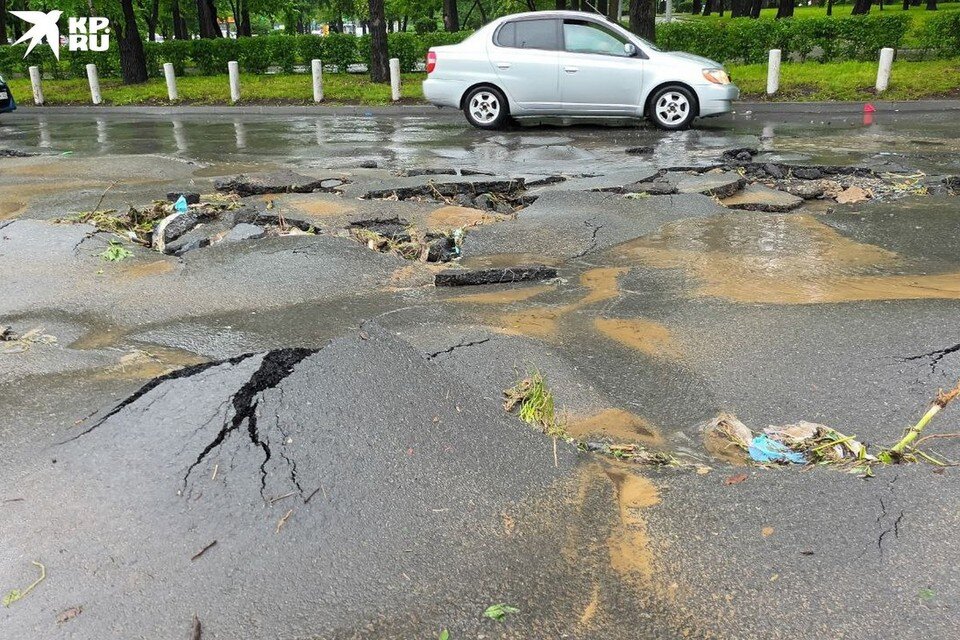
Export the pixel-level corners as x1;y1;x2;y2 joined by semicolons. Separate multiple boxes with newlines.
692;0;702;14
599;0;609;16
750;0;763;17
0;0;7;46
172;0;188;39
826;0;833;13
117;0;148;84
443;0;460;31
629;0;656;42
240;2;251;35
926;0;936;8
196;0;222;37
608;0;620;19
368;0;390;83
731;0;749;17
902;0;909;8
556;0;567;8
851;0;872;13
718;0;725;17
146;0;160;40
776;0;793;16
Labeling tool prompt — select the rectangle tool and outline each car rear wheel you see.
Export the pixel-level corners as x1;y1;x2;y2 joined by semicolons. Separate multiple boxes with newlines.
463;86;509;130
649;86;697;131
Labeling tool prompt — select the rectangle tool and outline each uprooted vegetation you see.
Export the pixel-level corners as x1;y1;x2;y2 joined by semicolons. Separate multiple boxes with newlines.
706;378;960;476
346;217;464;263
503;373;701;470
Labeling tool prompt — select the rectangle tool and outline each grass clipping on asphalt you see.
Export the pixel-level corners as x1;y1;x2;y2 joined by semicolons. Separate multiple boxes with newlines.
503;372;689;468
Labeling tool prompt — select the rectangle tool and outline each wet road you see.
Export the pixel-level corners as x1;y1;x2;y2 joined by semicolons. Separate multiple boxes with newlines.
2;110;960;639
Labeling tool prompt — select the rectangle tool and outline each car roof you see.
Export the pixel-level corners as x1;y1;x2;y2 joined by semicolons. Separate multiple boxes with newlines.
496;10;613;22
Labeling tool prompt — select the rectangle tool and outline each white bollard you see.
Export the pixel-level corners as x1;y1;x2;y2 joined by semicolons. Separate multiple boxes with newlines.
228;60;241;103
766;49;781;96
163;62;179;101
665;0;673;22
876;47;894;93
28;66;44;105
86;64;102;105
389;58;401;102
312;59;324;103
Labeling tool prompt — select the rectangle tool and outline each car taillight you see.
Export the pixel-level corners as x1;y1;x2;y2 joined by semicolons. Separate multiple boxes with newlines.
426;51;437;74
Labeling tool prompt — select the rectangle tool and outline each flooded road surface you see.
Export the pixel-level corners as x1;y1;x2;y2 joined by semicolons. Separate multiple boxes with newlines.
2;109;960;639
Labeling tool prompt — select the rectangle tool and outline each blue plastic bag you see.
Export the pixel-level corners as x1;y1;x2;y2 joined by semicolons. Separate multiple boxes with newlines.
174;195;189;213
748;434;806;464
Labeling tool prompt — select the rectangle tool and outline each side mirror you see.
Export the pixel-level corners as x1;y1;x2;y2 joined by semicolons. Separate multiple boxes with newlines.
624;43;638;57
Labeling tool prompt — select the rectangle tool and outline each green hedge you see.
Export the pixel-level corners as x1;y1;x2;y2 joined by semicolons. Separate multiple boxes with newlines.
914;12;960;59
0;15;925;80
658;14;912;63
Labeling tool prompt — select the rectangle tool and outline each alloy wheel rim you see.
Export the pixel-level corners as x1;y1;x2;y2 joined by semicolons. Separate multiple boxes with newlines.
655;92;689;125
469;92;500;124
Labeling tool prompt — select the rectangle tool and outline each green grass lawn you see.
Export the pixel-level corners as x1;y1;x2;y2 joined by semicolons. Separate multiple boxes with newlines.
7;58;959;106
730;57;960;100
6;72;426;106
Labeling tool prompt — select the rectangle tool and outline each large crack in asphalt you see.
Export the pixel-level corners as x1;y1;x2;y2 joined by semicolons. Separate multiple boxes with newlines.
899;342;960;375
59;353;259;444
426;337;491;361
181;347;316;497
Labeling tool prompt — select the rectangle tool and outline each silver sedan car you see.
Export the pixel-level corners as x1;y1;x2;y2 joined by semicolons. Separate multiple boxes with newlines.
423;10;739;130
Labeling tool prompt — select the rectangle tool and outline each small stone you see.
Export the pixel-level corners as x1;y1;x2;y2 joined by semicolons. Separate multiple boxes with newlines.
472;193;496;211
166;192;200;205
425;236;460;262
764;163;785;179
783;182;825;200
453;194;474;207
736;151;752;161
835;186;870;204
792;167;822;180
224;223;266;242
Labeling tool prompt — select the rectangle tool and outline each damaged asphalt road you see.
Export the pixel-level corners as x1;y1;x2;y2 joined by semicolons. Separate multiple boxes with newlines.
2;110;960;639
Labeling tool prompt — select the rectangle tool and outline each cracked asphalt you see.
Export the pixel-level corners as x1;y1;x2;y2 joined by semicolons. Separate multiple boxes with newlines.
2;109;960;639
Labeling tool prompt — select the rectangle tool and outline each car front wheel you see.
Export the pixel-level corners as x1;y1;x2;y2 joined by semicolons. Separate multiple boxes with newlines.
463;86;509;130
649;86;697;131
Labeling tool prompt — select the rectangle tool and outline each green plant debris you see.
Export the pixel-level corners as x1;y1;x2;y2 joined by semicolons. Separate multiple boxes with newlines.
482;603;519;621
439;630;449;640
3;561;46;607
62;204;168;245
919;588;936;601
503;372;566;438
706;378;960;473
100;240;134;262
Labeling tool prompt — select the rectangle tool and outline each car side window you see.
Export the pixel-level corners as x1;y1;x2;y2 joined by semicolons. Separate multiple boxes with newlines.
496;19;559;50
562;20;629;57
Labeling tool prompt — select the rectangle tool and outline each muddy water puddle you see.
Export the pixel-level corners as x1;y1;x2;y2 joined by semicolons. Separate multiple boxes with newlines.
607;212;960;305
567;408;664;447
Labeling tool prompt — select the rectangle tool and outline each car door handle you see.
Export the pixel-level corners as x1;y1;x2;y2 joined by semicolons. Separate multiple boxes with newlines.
496;62;511;69
564;66;579;73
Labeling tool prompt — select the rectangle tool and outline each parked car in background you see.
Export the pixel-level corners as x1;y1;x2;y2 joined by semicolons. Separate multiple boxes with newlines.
0;75;16;114
423;11;738;130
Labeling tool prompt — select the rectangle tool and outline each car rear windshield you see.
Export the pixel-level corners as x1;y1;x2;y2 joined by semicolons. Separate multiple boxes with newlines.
495;19;559;51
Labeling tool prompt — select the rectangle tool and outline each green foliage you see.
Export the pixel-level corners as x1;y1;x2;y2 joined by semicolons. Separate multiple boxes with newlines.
915;12;960;59
100;240;134;262
324;33;360;72
191;38;240;75
414;17;439;34
483;603;519;621
658;13;912;63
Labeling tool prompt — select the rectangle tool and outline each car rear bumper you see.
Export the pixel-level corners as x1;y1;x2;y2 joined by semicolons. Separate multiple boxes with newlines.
0;86;15;114
422;78;463;109
698;83;739;118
